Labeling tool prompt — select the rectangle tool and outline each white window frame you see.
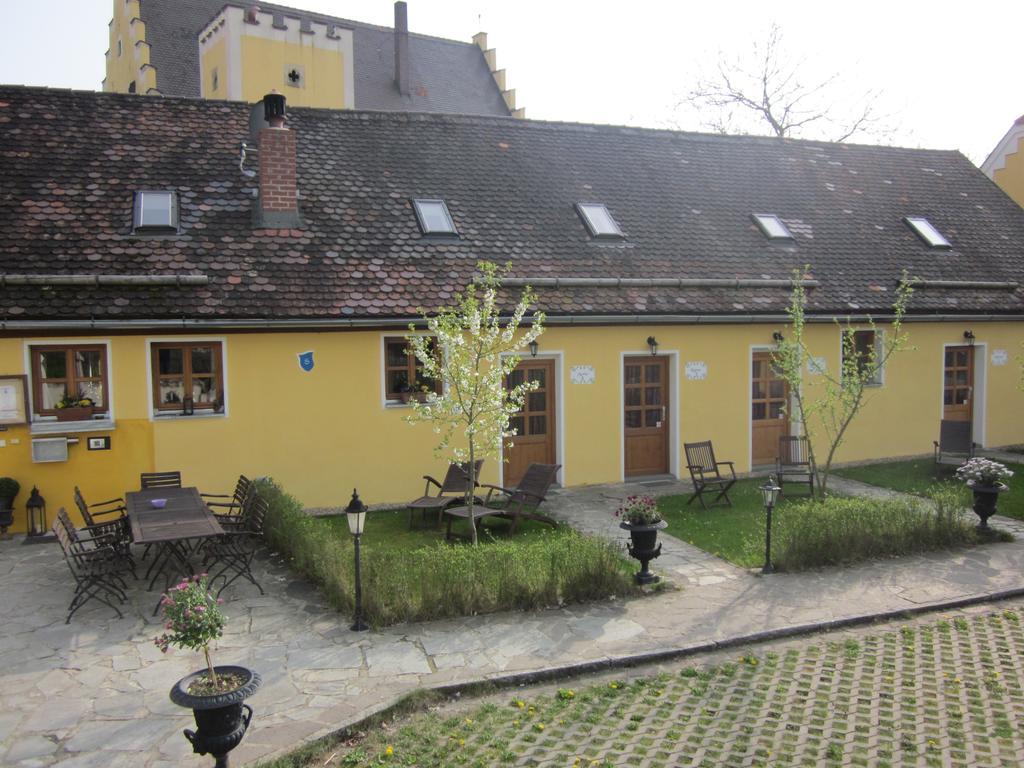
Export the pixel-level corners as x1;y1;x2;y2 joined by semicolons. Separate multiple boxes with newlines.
144;337;229;421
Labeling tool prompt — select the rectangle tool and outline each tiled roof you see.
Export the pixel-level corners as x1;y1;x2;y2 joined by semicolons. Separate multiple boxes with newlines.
1;86;1023;325
139;0;511;116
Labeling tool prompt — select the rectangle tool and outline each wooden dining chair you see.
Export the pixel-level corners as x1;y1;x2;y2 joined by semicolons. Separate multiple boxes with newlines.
140;471;182;490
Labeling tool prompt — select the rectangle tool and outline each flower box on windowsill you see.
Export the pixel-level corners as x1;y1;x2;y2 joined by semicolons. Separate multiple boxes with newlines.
54;406;95;422
400;392;430;404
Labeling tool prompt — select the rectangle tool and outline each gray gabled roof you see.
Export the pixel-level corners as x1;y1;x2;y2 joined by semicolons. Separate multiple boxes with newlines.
138;0;511;116
1;86;1023;325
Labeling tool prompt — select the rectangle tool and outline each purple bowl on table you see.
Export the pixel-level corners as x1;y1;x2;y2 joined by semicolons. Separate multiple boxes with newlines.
150;498;167;509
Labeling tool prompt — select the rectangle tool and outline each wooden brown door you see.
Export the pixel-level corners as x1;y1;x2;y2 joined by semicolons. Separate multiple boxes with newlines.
624;357;669;477
751;352;789;465
944;346;974;422
504;360;556;487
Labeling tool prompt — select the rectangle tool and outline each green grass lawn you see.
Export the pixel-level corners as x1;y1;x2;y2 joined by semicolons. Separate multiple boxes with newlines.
834;458;1024;520
314;506;559;551
657;478;808;568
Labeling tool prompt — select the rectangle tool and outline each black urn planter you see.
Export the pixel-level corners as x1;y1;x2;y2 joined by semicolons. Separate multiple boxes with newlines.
170;665;262;768
620;520;667;585
968;481;1008;530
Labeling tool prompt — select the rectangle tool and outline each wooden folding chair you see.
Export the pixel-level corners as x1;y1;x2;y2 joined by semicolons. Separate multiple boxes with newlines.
684;440;736;509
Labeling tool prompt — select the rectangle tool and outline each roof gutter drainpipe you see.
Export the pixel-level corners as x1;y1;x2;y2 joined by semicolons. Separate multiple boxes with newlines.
4;314;1024;332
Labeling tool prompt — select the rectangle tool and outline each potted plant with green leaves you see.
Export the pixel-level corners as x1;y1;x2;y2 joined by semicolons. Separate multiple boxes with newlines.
615;494;666;584
54;393;95;422
956;457;1013;530
0;477;19;537
156;575;261;765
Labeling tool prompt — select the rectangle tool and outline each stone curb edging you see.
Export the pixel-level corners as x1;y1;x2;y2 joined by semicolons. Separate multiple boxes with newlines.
255;585;1024;765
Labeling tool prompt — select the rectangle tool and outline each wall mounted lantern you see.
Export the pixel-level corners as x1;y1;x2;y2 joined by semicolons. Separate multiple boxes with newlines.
963;330;975;346
528;340;539;358
646;336;659;356
772;331;784;343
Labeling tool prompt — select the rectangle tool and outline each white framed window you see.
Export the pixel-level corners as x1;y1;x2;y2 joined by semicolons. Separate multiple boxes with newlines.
150;341;225;414
843;329;883;386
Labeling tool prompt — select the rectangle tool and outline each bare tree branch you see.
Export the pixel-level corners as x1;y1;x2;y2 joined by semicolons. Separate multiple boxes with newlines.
679;23;894;143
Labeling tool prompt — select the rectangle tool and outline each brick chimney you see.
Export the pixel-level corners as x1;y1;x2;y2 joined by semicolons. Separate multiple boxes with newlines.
256;91;300;228
394;1;410;96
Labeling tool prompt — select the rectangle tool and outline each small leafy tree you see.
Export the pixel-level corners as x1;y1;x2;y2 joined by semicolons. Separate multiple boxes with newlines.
772;268;913;498
405;262;545;545
154;574;226;687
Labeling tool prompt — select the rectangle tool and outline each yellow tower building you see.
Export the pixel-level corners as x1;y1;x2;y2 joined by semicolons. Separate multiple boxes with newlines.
982;115;1024;209
199;6;354;109
102;0;520;117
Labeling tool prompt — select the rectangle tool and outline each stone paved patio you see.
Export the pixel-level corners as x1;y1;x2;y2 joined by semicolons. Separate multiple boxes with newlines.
2;481;1024;767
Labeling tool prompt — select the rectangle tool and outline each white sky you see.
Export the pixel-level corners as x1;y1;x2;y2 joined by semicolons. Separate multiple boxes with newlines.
0;1;1019;164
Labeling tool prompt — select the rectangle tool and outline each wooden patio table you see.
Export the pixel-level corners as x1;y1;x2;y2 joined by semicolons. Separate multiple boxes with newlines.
126;487;223;612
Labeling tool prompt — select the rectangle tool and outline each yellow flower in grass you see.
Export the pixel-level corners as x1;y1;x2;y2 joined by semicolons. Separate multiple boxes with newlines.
459;739;465;747
534;723;545;732
465;718;474;725
385;745;394;757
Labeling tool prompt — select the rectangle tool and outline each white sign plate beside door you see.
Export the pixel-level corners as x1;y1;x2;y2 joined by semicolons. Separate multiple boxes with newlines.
570;365;595;384
685;361;708;381
991;349;1008;366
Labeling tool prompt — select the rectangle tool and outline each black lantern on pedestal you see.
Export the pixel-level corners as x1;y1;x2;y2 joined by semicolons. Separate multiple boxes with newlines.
759;475;781;574
346;489;369;632
26;486;47;537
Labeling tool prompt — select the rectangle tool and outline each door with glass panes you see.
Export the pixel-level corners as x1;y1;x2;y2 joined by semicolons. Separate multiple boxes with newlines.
623;357;669;477
503;360;556;487
943;346;974;422
751;352;789;465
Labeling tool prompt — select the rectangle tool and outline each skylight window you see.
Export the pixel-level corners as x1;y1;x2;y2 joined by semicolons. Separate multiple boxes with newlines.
412;199;458;236
576;203;624;239
132;191;178;233
752;213;793;240
904;217;951;248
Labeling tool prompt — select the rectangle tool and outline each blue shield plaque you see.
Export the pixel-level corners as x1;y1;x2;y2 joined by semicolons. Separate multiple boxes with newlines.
298;351;315;372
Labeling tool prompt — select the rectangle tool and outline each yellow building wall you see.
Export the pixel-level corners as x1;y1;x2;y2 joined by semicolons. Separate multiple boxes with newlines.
993;135;1024;209
201;38;228;100
104;1;145;93
2;322;1023;534
238;36;346;108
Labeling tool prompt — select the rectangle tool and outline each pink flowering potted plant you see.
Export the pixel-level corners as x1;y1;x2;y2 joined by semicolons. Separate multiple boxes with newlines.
156;575;261;765
955;458;1013;530
614;495;666;584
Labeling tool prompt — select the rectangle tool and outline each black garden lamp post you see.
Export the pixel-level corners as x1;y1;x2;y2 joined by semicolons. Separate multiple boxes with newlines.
759;475;781;574
345;489;369;632
26;486;47;537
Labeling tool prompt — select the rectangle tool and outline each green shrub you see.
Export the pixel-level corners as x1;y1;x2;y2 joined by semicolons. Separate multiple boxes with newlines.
772;488;997;571
258;479;637;626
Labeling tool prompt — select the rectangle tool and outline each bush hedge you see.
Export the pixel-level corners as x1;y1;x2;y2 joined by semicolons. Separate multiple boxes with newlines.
258;479;637;626
773;485;1007;571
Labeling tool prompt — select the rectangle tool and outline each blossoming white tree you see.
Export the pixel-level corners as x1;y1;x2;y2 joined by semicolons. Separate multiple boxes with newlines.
405;262;545;545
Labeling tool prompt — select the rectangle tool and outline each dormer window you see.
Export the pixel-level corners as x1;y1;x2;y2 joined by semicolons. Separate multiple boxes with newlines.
576;203;623;239
904;216;951;248
752;213;793;240
412;199;458;236
133;191;178;233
